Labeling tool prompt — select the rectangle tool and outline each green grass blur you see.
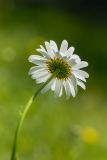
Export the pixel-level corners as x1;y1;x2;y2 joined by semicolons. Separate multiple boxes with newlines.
0;6;107;160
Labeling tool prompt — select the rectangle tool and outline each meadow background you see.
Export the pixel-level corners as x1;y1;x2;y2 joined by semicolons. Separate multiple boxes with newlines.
0;0;107;159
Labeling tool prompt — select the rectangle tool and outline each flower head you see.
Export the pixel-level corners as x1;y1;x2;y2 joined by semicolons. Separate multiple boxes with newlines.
80;127;99;144
28;40;89;98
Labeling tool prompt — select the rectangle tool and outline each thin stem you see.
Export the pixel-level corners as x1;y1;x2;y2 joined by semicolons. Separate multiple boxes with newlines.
10;70;59;160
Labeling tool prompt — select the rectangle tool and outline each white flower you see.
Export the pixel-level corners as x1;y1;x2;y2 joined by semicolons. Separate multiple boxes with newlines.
28;40;89;98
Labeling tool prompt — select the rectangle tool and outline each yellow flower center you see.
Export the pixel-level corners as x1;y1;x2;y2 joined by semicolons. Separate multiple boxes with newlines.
46;58;72;79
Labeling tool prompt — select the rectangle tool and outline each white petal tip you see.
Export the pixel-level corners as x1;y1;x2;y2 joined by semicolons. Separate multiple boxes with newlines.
36;48;41;52
87;73;89;78
84;61;88;67
72;95;76;98
63;40;68;43
28;56;33;62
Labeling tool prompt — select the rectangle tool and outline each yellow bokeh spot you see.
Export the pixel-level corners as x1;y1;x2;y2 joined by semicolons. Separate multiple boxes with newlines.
80;127;99;144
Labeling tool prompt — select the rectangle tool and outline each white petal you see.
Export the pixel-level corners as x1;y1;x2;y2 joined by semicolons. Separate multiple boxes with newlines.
54;80;62;97
72;61;88;69
72;72;86;82
28;55;47;65
50;40;58;53
28;66;44;75
77;80;86;90
60;40;68;54
28;55;46;61
68;59;77;66
66;47;75;56
69;75;78;94
68;55;81;66
36;73;51;84
40;45;46;52
70;54;81;63
59;86;63;97
41;79;55;93
73;70;89;78
45;41;55;58
51;79;56;91
68;80;76;97
63;80;71;99
36;48;50;59
32;69;48;79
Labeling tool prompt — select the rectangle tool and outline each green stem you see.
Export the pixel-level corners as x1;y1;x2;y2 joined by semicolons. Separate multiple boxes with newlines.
10;70;59;160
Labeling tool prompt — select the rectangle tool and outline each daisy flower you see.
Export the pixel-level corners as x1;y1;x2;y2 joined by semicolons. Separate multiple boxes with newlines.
28;40;89;98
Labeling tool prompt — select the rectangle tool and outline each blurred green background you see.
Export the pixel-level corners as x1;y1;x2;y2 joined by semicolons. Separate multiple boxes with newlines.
0;0;107;159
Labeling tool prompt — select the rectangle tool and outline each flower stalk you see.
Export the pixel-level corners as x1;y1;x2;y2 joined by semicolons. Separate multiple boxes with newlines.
10;69;59;160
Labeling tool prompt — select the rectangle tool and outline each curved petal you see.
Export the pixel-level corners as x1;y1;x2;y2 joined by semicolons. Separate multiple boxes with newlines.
68;79;76;97
77;79;86;90
59;86;63;97
28;55;47;65
50;40;58;53
60;40;68;54
36;48;50;59
40;45;46;52
54;80;62;97
72;72;86;82
68;59;77;67
72;61;88;69
32;70;49;79
51;78;56;91
63;80;71;99
68;55;81;67
45;41;55;58
70;54;81;63
69;75;78;94
73;70;89;78
66;47;75;56
36;73;51;84
28;66;44;75
41;79;55;93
